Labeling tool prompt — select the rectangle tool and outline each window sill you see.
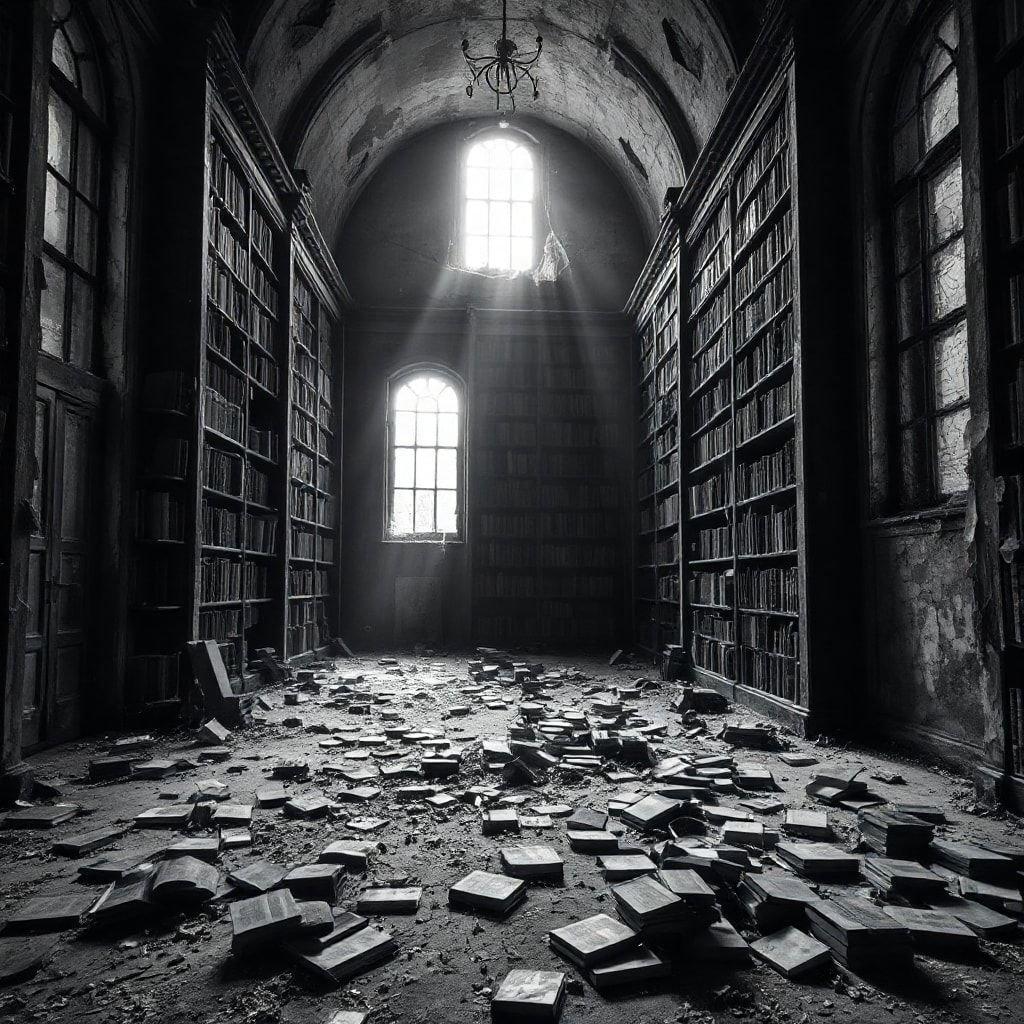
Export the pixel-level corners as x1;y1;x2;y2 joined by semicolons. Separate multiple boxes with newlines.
863;498;967;531
382;537;465;546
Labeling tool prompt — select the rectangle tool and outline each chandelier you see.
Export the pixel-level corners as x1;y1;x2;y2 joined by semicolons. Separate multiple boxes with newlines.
462;0;542;112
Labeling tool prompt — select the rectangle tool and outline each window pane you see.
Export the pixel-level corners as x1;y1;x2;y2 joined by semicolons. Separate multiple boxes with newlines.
416;447;435;488
510;167;533;201
75;202;97;271
438;412;459;446
437;448;457;490
437;491;457;534
467;143;490;168
466;166;489;199
923;45;953;92
44;171;70;253
927;156;963;248
395;385;417;411
898;342;928;424
897;267;923;341
922;70;959;152
898;422;929;507
438;387;458;414
416;410;437;446
47;91;73;179
489;236;510;271
511;237;533;272
932;319;969;410
510;144;532;170
466;199;488;236
392;489;414;535
52;28;77;85
490;168;511;201
928;235;966;321
936;406;970;494
69;274;93;368
39;255;65;357
490;201;511;237
511;201;532;237
414;490;434;533
394;410;415;445
894;194;920;274
394;448;415;488
466;235;488;270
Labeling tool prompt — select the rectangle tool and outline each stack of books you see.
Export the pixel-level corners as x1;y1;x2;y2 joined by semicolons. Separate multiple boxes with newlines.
861;857;947;898
806;897;913;971
881;906;979;955
775;841;860;879
548;913;639;970
293;927;398;984
448;871;527;917
611;874;718;941
858;809;934;859
928;840;1015;883
587;946;671;990
737;873;820;930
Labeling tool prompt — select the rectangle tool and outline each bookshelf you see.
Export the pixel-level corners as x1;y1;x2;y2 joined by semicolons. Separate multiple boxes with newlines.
471;311;628;647
632;236;682;656
126;21;347;721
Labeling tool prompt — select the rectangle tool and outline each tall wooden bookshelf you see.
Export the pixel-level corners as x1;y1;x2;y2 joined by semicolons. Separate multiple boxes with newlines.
631;237;683;656
471;311;628;647
983;0;1024;787
126;19;348;721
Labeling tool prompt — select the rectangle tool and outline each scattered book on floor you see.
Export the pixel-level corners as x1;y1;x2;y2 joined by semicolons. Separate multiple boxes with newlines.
565;807;608;832
293;926;397;984
567;830;622;854
598;853;657;881
88;871;158;925
227;860;288;895
3;893;97;932
356;887;422;914
775;841;860;878
858;808;933;858
449;870;527;916
500;846;564;884
782;809;831;840
737;874;821;931
620;794;683;832
806;896;912;970
881;906;979;955
490;969;566;1022
928;840;1015;883
861;857;947;897
282;863;346;903
51;826;122;858
283;911;369;956
230;889;303;952
2;804;80;829
750;926;832;978
587;946;671;990
684;918;750;962
134;804;193;829
319;839;375;871
548;913;639;969
923;894;1019;938
151;855;219;904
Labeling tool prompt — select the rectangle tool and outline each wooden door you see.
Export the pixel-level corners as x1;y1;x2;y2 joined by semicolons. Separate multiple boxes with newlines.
22;384;96;748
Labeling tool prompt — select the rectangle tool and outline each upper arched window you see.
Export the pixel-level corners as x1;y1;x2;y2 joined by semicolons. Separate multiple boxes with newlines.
464;135;534;273
386;370;463;541
40;6;105;369
889;5;968;508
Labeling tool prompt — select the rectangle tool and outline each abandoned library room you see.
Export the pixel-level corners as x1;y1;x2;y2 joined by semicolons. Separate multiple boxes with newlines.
4;0;1024;1020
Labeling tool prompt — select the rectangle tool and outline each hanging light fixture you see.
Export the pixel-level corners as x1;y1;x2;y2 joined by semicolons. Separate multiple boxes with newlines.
462;0;542;112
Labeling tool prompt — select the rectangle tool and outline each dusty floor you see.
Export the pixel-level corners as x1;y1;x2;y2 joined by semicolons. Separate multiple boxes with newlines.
2;653;1024;1024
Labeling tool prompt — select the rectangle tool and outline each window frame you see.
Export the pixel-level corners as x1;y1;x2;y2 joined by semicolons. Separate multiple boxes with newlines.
886;3;970;511
458;128;541;276
383;365;466;544
40;10;108;373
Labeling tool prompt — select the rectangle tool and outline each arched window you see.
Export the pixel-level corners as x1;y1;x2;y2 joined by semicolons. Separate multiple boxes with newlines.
464;135;534;273
40;6;104;369
890;5;968;508
386;370;463;540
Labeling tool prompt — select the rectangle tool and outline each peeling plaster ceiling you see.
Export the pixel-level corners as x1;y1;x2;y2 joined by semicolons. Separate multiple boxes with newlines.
236;1;767;246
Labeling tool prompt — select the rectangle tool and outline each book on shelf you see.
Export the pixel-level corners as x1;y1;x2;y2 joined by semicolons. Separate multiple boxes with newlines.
136;490;185;542
204;447;243;496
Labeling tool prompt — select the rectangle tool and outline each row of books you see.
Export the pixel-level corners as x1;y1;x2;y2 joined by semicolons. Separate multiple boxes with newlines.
689;466;731;515
289;567;330;595
248;346;279;395
207;306;244;366
247;425;278;461
735;210;792;303
692;376;730;434
736;438;797;500
253;306;275;354
476;541;619;569
640;533;679;566
654;280;678;333
127;653;179;706
246;513;278;554
144;370;189;415
202;500;240;548
246;463;270;506
292;374;318;417
289;528;334;562
740;646;799;701
651;493;680;532
209;203;247;280
474;573;616;599
691;331;730;393
292;409;317;450
735;260;792;349
210;133;246;224
251;204;274;267
199;604;256;643
659;573;681;601
639;452;679;498
148;437;188;480
737;503;797;556
204;387;243;443
736;377;794;445
689;570;731;606
692;200;729;270
693;290;729;353
735;147;791;250
289;484;335;525
735;107;788;207
690;233;728;309
200;557;268;604
136;490;185;542
655;351;678;397
204;447;243;496
694;608;734;642
693;418;731;468
736;311;794;395
655;316;679;362
251;262;279;316
290;448;315;486
739;612;799;656
208;253;249;326
694;523;732;560
691;633;735;678
292;343;318;385
737;564;799;613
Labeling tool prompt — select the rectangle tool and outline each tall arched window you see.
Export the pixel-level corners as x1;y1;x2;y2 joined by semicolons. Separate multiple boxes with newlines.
386;370;463;540
890;5;968;508
40;7;104;369
464;135;534;273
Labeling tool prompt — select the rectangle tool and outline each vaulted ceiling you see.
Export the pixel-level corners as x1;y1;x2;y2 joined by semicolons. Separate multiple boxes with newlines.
232;1;767;245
